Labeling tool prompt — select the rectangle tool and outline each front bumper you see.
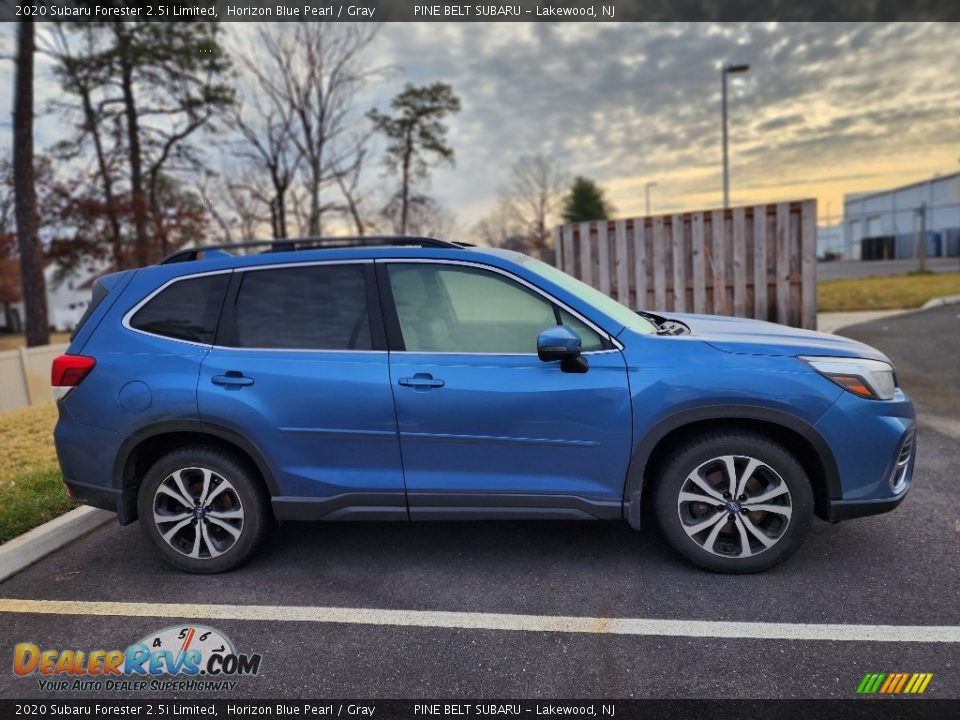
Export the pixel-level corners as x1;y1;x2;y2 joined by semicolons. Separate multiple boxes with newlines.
826;487;910;522
814;388;916;521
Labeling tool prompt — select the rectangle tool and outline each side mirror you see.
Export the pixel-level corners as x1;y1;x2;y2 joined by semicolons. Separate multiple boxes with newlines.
538;325;581;361
537;326;589;373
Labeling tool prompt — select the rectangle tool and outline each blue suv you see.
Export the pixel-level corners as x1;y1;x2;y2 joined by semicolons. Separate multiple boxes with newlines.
52;237;915;574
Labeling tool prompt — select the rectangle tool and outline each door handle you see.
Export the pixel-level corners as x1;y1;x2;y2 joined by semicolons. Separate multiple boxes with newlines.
398;373;445;389
212;373;254;387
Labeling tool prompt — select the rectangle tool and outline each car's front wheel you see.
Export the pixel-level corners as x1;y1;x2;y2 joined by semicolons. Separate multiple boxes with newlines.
653;432;813;573
137;446;270;573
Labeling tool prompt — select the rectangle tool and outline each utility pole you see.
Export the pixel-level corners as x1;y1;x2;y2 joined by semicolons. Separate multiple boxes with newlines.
644;181;657;215
721;63;750;209
916;203;927;273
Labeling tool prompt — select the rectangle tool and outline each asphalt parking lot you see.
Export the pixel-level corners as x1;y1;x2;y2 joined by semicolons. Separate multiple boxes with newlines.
1;306;958;700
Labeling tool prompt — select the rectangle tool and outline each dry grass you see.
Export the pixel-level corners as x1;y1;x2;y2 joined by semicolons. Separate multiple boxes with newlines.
0;403;74;544
818;272;960;312
0;333;71;351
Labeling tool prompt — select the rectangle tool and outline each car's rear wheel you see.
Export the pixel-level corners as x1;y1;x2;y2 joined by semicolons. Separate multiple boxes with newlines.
137;446;270;573
652;432;813;573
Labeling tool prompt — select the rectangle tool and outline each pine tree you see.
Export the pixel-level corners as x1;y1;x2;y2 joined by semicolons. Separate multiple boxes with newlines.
368;83;461;235
561;176;613;224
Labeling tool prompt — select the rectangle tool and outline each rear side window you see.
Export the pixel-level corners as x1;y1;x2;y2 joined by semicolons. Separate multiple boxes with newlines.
230;265;372;350
129;274;229;344
70;280;109;341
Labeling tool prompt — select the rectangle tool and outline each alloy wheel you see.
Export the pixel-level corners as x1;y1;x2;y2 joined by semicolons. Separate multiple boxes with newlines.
676;455;792;558
152;467;244;559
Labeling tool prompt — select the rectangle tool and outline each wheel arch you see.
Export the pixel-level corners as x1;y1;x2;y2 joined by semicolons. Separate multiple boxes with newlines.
113;420;279;524
623;405;840;526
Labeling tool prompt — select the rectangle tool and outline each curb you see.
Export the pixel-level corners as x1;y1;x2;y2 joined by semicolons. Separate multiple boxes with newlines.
0;506;113;583
823;292;960;335
921;293;960;310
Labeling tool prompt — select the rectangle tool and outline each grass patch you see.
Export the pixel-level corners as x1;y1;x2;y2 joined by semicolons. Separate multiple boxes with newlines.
0;332;71;351
818;271;960;312
0;403;74;545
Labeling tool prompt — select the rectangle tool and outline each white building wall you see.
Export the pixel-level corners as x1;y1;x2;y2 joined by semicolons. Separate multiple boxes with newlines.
0;261;108;333
843;172;960;258
816;223;844;258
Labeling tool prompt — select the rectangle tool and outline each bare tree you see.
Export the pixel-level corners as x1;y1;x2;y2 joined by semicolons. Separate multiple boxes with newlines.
379;193;458;238
248;24;380;237
13;20;48;346
225;181;270;243
498;153;568;256
333;136;375;235
197;169;272;244
471;200;525;249
230;52;304;239
195;174;234;244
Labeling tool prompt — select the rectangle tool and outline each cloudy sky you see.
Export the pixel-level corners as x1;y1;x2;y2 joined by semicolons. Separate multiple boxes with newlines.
2;21;958;231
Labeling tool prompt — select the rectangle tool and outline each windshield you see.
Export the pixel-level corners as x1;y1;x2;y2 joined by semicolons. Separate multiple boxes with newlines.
522;258;657;336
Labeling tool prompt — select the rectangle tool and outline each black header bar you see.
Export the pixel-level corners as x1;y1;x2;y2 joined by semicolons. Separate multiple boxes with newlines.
1;699;957;720
2;0;958;23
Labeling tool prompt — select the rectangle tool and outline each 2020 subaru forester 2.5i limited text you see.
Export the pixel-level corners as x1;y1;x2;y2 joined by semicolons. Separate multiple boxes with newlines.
52;237;916;574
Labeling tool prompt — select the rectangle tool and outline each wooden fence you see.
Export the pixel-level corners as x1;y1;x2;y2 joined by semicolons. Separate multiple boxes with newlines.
553;200;817;329
0;342;68;412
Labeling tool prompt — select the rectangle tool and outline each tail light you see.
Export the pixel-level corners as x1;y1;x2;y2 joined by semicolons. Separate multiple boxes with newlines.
51;354;96;400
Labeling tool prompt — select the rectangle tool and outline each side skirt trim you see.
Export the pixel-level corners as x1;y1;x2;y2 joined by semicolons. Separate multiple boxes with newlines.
271;493;623;523
408;492;622;521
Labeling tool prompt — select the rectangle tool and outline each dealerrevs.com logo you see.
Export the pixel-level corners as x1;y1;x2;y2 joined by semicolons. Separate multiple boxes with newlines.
13;625;262;693
856;672;934;695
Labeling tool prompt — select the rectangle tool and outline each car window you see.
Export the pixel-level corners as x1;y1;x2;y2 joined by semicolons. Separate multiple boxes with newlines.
71;279;109;341
231;264;372;350
388;263;604;354
558;309;605;352
129;273;229;344
522;257;657;335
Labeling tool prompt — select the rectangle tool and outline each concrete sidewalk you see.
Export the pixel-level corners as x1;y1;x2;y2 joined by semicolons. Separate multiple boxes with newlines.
817;309;909;335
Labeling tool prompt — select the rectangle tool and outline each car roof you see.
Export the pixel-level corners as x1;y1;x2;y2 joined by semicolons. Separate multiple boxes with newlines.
158;242;527;275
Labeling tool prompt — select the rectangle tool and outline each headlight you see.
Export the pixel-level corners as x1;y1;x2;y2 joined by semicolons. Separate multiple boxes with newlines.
800;356;897;400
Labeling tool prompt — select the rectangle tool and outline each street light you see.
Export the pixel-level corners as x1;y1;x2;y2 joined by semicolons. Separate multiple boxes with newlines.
644;181;658;215
722;62;750;209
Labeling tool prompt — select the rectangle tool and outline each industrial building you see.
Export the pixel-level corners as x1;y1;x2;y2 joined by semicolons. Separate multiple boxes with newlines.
842;171;960;260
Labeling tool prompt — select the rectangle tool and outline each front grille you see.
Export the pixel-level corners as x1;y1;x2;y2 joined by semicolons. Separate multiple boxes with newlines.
890;431;914;494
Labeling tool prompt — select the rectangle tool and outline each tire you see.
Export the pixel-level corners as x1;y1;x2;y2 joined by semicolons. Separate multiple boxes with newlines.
652;432;813;573
137;445;270;573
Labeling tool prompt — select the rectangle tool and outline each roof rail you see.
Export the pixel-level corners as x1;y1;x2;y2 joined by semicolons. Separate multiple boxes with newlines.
158;236;467;265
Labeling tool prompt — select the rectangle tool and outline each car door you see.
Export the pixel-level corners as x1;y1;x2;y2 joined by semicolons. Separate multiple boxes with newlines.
197;261;406;520
381;260;633;519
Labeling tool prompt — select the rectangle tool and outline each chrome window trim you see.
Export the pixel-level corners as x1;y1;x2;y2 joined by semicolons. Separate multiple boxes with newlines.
381;257;624;354
210;347;388;355
122;260;375;350
390;349;623;357
122;256;625;355
122;268;235;349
